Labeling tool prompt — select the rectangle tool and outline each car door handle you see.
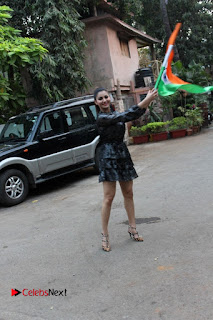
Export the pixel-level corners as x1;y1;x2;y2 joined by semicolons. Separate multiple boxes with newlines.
88;128;95;132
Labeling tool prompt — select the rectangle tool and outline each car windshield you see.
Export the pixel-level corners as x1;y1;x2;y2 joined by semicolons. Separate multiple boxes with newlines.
0;113;39;142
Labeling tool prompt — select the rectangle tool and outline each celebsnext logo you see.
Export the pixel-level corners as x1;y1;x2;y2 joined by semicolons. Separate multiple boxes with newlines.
11;288;67;297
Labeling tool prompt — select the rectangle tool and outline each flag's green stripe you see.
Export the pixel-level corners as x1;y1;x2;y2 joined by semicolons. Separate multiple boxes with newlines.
154;66;165;89
158;81;213;96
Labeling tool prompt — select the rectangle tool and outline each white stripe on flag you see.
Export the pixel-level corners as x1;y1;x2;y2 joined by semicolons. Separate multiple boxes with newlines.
162;44;173;67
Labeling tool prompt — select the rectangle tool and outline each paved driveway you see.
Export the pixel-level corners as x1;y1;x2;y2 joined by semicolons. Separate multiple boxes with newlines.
1;127;213;320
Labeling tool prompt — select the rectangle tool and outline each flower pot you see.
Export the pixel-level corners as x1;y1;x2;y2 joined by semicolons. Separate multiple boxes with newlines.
192;126;200;134
170;129;186;139
133;135;149;144
150;132;168;142
186;128;193;136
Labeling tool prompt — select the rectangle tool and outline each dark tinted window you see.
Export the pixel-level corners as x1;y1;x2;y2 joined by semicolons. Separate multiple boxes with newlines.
64;107;89;131
39;111;63;135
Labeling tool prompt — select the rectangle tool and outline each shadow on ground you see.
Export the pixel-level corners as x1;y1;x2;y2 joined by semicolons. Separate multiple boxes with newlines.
29;167;97;197
0;167;97;209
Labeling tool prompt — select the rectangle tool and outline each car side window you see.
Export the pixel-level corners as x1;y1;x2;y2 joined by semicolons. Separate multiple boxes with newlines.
89;105;98;120
64;107;89;131
39;111;63;135
3;122;24;138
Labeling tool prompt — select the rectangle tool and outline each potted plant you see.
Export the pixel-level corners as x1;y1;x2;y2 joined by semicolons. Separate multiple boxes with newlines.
192;95;209;127
186;119;193;136
146;122;169;142
184;107;203;133
168;117;187;138
129;125;149;144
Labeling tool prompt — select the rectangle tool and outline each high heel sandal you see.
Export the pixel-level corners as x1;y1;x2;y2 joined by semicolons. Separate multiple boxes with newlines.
128;225;144;241
102;233;110;252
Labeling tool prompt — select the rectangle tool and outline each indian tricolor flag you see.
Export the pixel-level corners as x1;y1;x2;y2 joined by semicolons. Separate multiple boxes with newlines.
155;23;213;96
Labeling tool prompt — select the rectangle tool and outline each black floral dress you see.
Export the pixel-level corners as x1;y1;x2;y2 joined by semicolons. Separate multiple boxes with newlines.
97;105;146;182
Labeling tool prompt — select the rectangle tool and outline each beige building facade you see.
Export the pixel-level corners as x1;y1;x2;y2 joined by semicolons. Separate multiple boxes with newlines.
82;14;161;106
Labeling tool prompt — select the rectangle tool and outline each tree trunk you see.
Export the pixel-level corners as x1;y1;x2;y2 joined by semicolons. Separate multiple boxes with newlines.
19;67;39;108
160;0;180;61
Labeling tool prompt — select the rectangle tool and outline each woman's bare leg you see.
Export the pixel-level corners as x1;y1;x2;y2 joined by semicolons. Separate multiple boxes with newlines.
119;180;136;226
101;181;116;235
119;180;143;240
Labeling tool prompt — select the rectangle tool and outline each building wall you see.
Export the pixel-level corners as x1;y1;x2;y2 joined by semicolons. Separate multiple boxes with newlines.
83;22;140;94
83;24;114;93
106;27;139;88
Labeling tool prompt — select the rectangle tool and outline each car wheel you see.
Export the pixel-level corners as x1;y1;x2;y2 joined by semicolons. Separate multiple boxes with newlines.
0;169;29;206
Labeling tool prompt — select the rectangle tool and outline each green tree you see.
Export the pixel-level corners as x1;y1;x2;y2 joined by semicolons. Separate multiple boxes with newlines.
108;0;212;68
140;0;213;68
0;5;47;122
105;0;144;26
2;0;88;105
159;0;180;61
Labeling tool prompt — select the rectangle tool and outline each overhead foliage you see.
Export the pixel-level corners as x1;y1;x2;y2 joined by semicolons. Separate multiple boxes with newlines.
0;5;47;122
2;0;89;105
139;0;213;68
109;0;144;24
1;0;212;114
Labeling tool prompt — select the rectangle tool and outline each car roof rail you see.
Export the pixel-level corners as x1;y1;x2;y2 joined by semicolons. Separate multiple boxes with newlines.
28;103;55;112
52;95;94;108
28;95;94;112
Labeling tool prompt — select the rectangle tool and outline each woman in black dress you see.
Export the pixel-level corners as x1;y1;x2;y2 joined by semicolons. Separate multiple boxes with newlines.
94;87;158;251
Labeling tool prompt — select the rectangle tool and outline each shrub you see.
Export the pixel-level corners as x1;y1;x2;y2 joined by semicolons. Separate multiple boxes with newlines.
146;121;169;133
168;117;188;131
129;126;141;137
130;125;149;136
184;108;203;127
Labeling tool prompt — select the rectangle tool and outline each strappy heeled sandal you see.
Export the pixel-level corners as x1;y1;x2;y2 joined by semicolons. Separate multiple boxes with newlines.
128;225;144;241
102;233;110;252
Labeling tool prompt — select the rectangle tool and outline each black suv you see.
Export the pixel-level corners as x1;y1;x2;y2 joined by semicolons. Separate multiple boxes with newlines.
0;95;100;206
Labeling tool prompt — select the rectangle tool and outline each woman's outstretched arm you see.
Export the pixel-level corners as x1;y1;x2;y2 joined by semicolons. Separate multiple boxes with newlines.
138;88;158;110
97;89;158;126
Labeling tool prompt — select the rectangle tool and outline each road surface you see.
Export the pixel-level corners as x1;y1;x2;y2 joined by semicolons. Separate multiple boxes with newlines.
1;126;213;320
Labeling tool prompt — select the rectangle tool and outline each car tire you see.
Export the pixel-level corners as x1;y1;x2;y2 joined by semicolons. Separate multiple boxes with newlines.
0;169;29;206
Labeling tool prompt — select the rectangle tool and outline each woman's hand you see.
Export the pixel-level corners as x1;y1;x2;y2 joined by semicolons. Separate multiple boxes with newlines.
138;88;158;109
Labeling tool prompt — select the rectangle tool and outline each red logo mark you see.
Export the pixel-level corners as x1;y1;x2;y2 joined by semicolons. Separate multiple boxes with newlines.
11;289;21;296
